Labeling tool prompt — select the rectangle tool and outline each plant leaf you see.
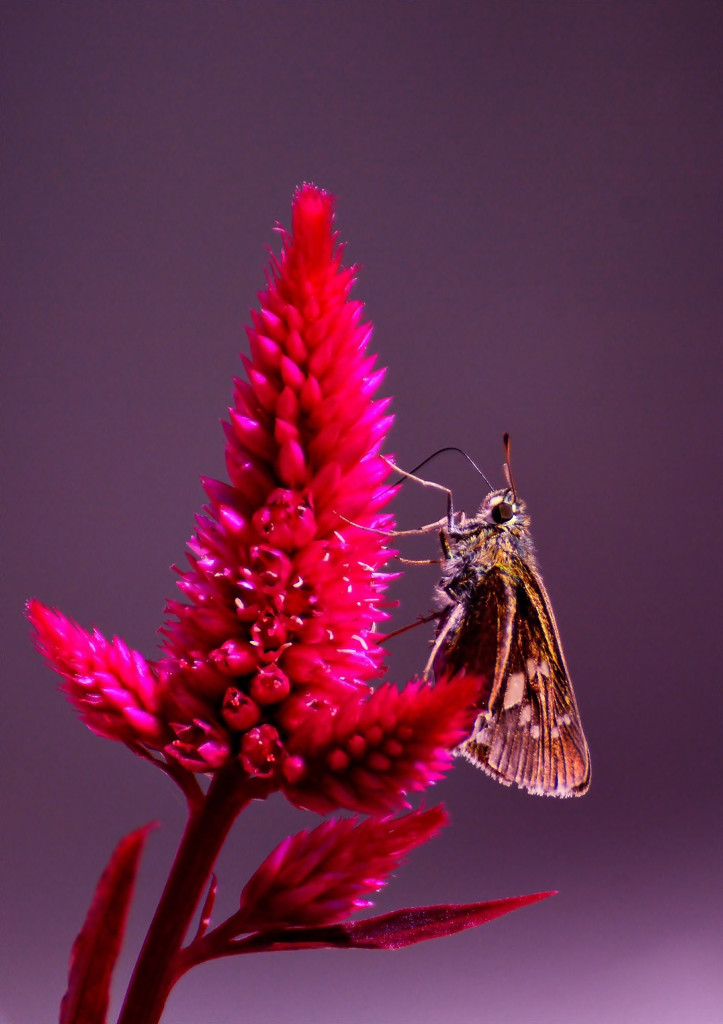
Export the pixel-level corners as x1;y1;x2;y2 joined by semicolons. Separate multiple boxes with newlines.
342;891;557;948
59;824;154;1024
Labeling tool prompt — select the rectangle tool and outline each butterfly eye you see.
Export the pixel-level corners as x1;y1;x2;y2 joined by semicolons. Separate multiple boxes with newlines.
492;501;514;524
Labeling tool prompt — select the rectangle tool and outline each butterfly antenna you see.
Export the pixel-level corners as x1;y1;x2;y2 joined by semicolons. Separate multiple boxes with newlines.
502;433;518;501
380;447;494;526
405;447;494;492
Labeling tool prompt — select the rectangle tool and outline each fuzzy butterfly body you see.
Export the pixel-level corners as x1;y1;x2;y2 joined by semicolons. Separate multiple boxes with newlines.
428;478;590;797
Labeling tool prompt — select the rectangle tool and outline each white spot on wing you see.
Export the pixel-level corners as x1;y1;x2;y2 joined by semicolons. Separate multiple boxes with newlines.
519;705;532;725
503;671;525;708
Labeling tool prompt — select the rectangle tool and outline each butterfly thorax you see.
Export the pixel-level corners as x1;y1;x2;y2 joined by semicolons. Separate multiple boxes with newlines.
436;488;538;605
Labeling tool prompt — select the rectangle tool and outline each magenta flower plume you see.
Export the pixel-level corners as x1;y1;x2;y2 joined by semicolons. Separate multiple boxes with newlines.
28;184;477;813
175;807;553;972
156;185;398;786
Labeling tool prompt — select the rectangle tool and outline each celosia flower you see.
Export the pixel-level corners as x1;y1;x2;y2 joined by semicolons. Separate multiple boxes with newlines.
283;674;480;813
28;184;477;813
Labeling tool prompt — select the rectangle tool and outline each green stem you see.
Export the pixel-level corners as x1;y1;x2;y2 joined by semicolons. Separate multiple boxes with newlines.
116;762;257;1024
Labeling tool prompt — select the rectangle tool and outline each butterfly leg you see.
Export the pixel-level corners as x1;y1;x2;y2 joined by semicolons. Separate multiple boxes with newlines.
422;603;465;680
383;611;443;642
334;513;448;538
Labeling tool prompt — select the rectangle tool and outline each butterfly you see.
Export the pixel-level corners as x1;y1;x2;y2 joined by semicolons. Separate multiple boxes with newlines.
424;435;590;797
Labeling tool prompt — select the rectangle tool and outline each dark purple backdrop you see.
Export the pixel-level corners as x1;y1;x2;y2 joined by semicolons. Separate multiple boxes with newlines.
2;4;721;1023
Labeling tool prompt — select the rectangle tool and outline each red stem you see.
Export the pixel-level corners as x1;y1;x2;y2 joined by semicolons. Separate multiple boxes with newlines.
116;762;262;1024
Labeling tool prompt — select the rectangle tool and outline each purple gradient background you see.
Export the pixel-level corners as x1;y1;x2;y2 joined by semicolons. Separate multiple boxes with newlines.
2;4;721;1022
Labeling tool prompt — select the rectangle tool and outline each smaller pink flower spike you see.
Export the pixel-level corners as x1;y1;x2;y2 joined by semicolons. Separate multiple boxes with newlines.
238;806;448;931
283;674;481;814
27;599;171;750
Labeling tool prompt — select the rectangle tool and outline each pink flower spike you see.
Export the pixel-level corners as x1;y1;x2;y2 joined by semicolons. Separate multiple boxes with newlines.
238;806;448;931
27;187;568;1020
283;674;481;813
156;185;398;785
27;599;171;750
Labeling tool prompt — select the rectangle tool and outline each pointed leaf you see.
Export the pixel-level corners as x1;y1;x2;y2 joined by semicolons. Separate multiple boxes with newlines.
342;891;556;948
59;824;154;1024
218;891;557;958
236;891;556;955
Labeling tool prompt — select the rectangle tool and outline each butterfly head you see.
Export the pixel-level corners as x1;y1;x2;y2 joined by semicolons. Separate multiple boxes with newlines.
475;488;530;536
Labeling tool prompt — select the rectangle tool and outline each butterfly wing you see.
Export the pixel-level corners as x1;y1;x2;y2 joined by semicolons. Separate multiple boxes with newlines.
437;563;590;797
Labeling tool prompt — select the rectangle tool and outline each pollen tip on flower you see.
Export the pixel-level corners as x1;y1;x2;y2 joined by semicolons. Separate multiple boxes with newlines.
239;724;283;779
